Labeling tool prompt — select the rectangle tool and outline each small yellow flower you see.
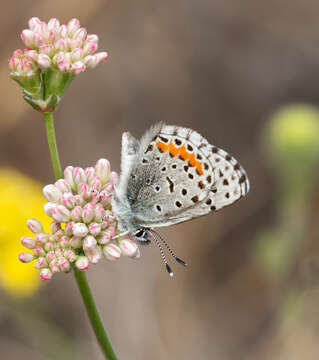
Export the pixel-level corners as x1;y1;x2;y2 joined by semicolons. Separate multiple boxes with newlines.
0;169;50;297
269;104;319;160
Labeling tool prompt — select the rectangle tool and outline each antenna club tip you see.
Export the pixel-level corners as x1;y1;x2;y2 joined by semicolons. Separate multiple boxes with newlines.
176;257;187;267
166;263;174;277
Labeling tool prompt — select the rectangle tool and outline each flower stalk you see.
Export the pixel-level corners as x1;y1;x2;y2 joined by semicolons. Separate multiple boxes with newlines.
44;112;62;179
43;111;118;360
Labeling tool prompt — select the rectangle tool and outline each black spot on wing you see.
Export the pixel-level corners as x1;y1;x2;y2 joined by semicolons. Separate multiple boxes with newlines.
166;176;174;193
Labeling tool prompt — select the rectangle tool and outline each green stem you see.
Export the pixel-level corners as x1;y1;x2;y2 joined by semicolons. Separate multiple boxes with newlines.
74;269;118;360
44;112;63;179
43;112;118;360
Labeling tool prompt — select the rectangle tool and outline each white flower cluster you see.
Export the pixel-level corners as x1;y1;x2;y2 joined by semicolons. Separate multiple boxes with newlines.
19;159;140;281
9;17;108;77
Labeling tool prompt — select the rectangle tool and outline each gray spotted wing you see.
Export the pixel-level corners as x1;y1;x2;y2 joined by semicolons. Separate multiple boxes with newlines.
114;123;249;231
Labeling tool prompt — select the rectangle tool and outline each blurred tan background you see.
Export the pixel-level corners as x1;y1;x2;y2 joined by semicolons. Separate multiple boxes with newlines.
2;0;319;359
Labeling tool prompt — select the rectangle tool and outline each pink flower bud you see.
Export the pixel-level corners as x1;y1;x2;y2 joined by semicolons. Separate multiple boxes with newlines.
21;236;36;249
73;167;86;185
97;230;112;245
40;268;53;281
44;202;57;217
55;229;64;239
64;249;76;262
28;17;42;30
52;205;70;222
57;24;67;38
50;221;61;233
52;229;64;240
21;29;34;47
83;235;97;251
67;18;81;36
54;249;62;258
82;203;95;223
72;222;88;237
78;183;90;199
57;257;70;272
86;34;99;44
33;33;44;48
107;226;117;237
85;167;95;183
49;259;60;273
83;41;98;55
39;44;54;56
101;218;110;230
18;252;34;263
99;191;111;206
95;159;110;183
37;53;51;69
71;61;86;74
54;39;66;51
25;49;38;61
75;256;90;270
70;236;82;248
35;257;47;269
71;48;83;62
73;195;84;207
83;55;98;69
90;189;100;203
33;246;45;257
103;243;121;261
104;183;114;193
61;192;76;208
86;246;102;264
59;236;69;248
64;221;74;236
46;251;56;262
119;238;139;258
73;27;87;41
48;18;60;31
71;206;82;221
94;204;105;222
54;179;71;193
27;218;43;233
9;56;18;71
70;36;83;50
58;58;70;72
64;166;75;188
44;242;53;251
90;176;102;191
89;222;101;236
14;49;23;56
35;233;48;245
132;248;141;259
110;171;119;184
43;184;61;202
96;51;108;62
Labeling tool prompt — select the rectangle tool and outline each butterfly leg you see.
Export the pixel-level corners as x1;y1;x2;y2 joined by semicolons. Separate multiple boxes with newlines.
112;231;130;240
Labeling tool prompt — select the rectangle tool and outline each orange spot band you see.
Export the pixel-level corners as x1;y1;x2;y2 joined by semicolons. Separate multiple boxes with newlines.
156;140;203;175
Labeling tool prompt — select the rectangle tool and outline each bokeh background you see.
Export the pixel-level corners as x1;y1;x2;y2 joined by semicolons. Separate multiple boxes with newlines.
2;0;319;359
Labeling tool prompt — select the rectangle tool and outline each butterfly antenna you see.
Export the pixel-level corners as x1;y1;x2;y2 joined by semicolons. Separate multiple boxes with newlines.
149;230;187;267
149;231;174;277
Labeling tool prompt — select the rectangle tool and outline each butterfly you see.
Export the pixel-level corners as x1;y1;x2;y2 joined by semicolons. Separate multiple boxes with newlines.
112;123;250;276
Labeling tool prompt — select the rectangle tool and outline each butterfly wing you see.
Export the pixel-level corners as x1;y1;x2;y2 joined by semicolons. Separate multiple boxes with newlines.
113;123;249;232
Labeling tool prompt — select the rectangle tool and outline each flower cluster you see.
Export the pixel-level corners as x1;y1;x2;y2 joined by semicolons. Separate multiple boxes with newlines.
10;17;108;76
9;17;108;112
19;159;140;281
